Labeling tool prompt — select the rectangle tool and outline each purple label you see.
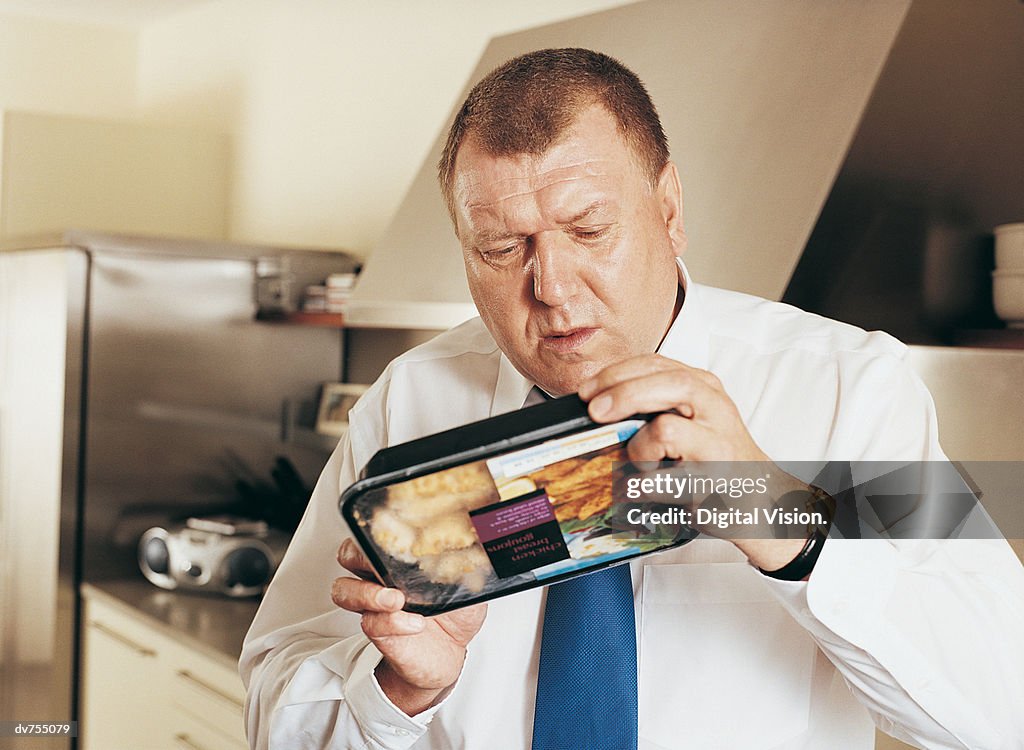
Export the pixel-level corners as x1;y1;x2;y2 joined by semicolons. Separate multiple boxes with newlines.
470;490;555;543
469;490;569;578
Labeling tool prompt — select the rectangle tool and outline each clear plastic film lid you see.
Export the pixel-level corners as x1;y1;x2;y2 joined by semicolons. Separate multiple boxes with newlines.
340;396;697;615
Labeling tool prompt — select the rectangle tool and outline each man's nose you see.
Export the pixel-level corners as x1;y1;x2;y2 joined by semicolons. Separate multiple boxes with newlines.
531;233;579;307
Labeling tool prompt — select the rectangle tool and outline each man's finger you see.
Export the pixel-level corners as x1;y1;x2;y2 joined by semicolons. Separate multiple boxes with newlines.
627;412;712;463
361;610;427;638
337;538;378;580
586;368;722;423
331;576;406;614
577;354;678;400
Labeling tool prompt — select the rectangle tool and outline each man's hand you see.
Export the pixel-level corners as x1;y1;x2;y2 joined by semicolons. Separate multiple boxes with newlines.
332;539;487;715
578;354;809;573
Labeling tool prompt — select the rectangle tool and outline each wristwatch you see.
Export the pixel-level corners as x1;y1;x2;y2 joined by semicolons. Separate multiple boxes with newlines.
758;484;835;581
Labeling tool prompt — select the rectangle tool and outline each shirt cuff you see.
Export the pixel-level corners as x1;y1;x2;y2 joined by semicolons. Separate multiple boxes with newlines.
320;639;449;749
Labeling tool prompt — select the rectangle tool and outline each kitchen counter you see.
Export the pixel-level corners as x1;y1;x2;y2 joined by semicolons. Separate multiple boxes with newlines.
81;577;261;671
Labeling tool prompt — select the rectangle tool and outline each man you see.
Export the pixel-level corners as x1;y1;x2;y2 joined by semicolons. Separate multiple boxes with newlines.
241;49;1024;749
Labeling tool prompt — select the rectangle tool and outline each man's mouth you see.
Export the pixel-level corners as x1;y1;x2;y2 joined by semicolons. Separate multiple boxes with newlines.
540;328;598;352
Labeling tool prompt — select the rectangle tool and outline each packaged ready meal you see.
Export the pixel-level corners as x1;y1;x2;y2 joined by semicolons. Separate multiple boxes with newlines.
339;395;698;615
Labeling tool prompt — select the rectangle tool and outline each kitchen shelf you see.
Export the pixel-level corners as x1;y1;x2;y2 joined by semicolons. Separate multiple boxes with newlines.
255;310;345;327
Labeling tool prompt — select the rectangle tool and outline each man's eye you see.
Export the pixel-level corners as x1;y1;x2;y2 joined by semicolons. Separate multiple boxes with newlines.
483;245;519;262
574;226;608;240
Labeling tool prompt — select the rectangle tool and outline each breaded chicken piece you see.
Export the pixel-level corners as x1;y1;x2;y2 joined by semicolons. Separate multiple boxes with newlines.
411;512;477;556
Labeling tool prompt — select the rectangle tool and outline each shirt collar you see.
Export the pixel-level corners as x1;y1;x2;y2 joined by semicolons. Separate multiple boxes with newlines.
491;352;536;416
488;256;709;416
658;257;711;371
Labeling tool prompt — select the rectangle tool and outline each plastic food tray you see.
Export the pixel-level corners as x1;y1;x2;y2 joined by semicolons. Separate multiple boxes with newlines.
340;395;697;615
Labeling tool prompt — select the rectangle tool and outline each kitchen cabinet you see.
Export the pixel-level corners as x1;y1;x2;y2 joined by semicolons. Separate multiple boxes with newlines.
81;592;248;750
81;604;168;749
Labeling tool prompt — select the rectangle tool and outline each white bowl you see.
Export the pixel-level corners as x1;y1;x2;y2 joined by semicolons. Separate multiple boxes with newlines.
992;269;1024;327
995;223;1024;270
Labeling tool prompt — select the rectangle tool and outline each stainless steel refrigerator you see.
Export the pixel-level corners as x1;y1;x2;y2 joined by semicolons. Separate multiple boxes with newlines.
0;232;358;749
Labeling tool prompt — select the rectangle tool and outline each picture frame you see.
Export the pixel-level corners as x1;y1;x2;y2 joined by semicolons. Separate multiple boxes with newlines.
316;383;369;437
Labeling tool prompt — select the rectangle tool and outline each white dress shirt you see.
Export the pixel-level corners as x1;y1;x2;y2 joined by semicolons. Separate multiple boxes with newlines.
240;260;1024;750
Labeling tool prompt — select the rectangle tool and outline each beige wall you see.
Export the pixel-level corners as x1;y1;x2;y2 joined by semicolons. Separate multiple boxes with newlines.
0;12;137;118
0;111;229;241
4;1;638;253
135;0;634;255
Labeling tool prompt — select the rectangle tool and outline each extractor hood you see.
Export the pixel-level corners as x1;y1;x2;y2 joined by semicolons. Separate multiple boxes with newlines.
345;0;911;330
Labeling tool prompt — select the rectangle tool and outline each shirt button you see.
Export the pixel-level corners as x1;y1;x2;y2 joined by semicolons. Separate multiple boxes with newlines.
394;728;409;736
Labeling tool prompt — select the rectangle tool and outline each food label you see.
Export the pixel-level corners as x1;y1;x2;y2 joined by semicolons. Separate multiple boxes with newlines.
487;420;644;482
469;490;569;578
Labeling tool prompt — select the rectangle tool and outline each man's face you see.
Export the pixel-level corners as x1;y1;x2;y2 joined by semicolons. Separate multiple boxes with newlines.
451;104;687;397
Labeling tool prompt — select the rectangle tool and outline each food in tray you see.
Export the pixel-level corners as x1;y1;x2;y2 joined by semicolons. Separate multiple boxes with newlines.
366;441;636;592
342;397;701;615
418;545;492;592
368;460;499;590
411;512;478;556
347;411;681;612
386;461;498;525
529;446;625;522
368;508;418;563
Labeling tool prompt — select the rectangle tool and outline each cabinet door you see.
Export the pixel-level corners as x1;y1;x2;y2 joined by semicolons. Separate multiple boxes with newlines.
165;639;248;745
169;709;248;750
80;601;170;750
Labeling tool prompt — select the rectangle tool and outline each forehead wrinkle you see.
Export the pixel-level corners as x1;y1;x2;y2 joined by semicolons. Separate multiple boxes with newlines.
464;173;606;212
456;157;613;206
465;180;619;244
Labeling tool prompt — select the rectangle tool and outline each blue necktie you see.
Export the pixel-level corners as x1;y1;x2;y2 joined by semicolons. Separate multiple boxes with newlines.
531;563;638;750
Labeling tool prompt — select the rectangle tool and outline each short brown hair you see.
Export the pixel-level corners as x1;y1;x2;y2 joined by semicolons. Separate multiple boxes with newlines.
437;48;670;223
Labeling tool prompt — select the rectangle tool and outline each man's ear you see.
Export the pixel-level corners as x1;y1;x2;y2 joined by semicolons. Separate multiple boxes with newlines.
657;161;687;256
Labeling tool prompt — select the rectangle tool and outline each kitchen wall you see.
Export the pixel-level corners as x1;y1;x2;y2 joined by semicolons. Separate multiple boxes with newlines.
4;0;637;255
0;12;136;118
135;0;636;256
